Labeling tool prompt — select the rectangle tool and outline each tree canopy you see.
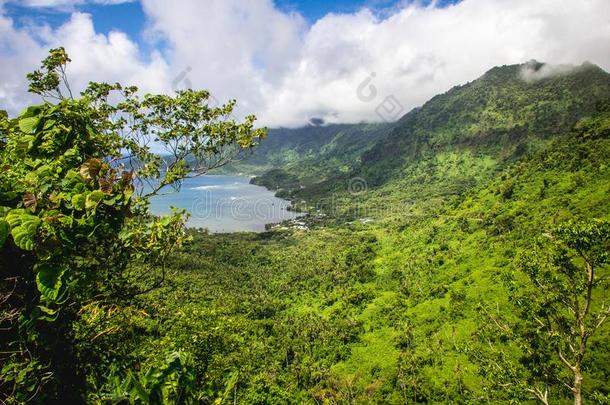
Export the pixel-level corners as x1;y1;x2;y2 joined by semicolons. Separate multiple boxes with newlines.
0;48;265;402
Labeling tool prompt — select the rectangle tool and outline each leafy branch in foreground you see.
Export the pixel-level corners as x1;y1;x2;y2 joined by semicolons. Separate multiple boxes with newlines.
516;221;610;405
472;220;610;405
0;47;265;403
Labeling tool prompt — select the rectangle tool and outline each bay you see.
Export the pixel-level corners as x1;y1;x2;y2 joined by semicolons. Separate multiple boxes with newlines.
149;175;300;233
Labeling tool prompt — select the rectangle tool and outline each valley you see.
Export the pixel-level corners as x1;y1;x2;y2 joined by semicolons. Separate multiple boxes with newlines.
2;47;609;403
131;62;610;402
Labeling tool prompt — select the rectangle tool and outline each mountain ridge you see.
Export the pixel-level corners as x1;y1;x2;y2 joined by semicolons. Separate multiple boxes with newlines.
242;61;610;206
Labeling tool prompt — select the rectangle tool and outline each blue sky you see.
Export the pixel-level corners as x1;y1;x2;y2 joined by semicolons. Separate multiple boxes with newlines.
277;0;405;22
5;2;146;38
5;0;461;41
3;0;460;69
276;0;459;21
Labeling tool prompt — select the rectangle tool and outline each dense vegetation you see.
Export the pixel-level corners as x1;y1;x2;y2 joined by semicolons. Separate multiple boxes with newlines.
0;49;264;403
1;52;609;404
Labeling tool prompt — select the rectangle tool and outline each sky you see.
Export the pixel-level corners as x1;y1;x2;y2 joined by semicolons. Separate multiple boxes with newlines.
1;0;610;127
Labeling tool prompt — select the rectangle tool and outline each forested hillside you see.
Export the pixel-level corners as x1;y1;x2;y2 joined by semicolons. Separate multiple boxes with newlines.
124;89;610;402
2;54;609;403
222;123;392;190
92;62;610;403
250;62;610;208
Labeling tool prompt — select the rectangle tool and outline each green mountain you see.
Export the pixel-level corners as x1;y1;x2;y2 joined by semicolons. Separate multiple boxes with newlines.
141;61;609;403
249;62;610;209
43;62;610;403
359;62;609;183
223;122;392;189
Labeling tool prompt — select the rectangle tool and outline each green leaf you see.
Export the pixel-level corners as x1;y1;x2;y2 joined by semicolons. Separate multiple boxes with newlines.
129;373;150;402
123;187;134;203
19;116;40;133
36;305;59;322
35;263;65;301
102;196;118;206
218;372;239;404
71;193;86;210
0;206;10;217
0;220;8;247
43;119;56;130
6;210;41;251
37;305;58;316
85;190;104;210
18;105;41;119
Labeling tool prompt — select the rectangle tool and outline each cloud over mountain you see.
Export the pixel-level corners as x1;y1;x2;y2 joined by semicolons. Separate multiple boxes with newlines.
1;0;610;127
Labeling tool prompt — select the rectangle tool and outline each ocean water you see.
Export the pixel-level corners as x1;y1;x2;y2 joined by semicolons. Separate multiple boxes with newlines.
148;175;300;233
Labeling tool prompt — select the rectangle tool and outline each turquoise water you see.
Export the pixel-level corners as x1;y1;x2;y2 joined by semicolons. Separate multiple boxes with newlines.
149;175;300;233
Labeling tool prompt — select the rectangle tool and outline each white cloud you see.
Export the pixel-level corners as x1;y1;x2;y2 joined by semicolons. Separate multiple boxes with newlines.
43;12;170;94
519;60;585;82
1;0;610;126
140;0;307;119
140;0;610;127
0;8;47;112
14;0;133;8
0;7;169;114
